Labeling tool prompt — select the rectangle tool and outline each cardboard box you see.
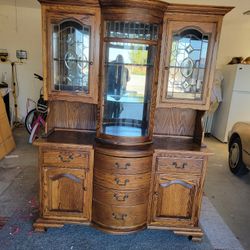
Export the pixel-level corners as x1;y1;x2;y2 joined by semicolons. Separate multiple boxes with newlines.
0;94;15;160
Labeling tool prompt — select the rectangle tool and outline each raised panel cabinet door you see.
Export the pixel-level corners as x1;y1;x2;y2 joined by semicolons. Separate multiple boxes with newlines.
157;20;216;109
43;167;91;221
42;5;100;103
151;173;199;226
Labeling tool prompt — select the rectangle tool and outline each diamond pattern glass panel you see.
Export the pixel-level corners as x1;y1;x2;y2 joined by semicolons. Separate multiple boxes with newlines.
52;20;90;93
167;28;209;100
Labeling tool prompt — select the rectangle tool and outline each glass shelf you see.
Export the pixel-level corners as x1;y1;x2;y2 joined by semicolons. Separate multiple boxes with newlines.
99;20;160;141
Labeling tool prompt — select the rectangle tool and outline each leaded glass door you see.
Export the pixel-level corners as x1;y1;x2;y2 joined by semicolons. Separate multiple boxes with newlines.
45;9;99;104
158;21;216;109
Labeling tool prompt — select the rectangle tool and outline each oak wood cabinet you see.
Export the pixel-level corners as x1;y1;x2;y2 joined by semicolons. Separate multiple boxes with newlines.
34;0;233;241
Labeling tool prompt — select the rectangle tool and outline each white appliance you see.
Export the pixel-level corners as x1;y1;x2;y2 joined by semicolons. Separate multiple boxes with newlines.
211;64;250;142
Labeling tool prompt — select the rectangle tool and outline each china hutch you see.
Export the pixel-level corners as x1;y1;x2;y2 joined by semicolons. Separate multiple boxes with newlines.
33;0;232;241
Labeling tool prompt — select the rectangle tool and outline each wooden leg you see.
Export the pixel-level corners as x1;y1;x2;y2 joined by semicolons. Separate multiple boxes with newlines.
33;218;64;232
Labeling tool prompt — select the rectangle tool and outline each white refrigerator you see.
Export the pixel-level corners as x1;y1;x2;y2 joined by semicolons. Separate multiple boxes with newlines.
211;64;250;142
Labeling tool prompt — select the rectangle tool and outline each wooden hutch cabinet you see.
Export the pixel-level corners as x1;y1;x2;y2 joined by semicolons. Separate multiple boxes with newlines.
34;0;232;241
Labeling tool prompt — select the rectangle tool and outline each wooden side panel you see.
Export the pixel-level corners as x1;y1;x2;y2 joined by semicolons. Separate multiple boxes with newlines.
46;101;96;131
153;108;196;136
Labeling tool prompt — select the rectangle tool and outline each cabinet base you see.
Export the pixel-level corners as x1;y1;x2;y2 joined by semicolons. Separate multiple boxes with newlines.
33;218;203;241
33;218;90;232
148;225;203;241
92;222;147;235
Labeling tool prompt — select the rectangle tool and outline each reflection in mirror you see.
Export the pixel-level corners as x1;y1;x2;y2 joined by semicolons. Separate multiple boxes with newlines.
167;28;209;100
102;42;156;137
52;19;90;93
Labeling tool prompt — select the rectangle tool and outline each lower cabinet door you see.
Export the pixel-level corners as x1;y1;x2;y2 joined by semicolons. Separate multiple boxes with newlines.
150;173;200;226
42;167;91;221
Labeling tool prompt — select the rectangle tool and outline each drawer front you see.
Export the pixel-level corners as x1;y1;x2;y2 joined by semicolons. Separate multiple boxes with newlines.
95;153;152;174
93;184;149;206
94;169;151;190
42;150;89;168
92;201;147;230
156;155;203;173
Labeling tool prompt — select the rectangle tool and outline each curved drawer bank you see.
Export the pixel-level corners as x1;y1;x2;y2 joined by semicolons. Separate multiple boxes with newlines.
93;149;152;233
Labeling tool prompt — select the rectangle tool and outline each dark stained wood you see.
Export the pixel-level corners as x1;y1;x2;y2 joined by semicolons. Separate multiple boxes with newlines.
34;130;96;147
154;108;196;136
193;110;206;146
46;101;97;131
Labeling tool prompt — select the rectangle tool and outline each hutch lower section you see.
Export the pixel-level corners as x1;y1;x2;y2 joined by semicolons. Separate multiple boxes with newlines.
33;132;209;241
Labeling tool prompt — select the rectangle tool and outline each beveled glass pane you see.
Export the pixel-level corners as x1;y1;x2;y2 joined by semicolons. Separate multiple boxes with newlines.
167;28;209;100
106;21;159;41
102;42;156;137
52;20;90;93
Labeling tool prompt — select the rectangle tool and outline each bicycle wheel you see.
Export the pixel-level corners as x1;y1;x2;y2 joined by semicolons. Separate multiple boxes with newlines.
29;122;39;144
25;109;39;134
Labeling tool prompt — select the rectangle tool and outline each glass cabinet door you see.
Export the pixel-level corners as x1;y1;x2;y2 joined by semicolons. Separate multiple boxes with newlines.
52;20;91;93
45;9;99;103
158;21;216;108
100;21;159;141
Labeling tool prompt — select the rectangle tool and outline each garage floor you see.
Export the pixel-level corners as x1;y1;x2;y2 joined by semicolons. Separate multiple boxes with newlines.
204;136;250;250
0;128;249;249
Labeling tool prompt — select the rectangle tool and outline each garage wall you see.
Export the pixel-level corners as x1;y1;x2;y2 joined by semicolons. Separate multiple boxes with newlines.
0;4;42;122
0;0;250;121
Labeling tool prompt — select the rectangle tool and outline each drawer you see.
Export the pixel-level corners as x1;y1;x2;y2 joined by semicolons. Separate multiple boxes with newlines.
95;152;152;174
93;184;149;206
42;149;89;168
94;169;151;190
156;155;203;174
92;201;147;230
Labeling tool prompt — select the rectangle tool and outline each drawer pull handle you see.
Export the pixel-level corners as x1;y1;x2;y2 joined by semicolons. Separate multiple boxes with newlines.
115;162;130;169
172;162;187;169
112;213;127;220
59;154;74;163
115;178;129;186
113;193;129;201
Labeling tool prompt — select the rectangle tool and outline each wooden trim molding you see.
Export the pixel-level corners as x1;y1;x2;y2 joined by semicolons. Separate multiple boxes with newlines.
167;4;234;16
38;0;100;7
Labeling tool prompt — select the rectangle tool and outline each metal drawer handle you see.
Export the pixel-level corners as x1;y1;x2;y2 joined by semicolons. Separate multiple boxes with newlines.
59;153;74;163
113;193;129;201
112;213;127;220
115;178;129;186
115;162;130;169
172;162;187;169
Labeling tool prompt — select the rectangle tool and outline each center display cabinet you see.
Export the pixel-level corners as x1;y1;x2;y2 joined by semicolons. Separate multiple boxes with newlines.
33;0;233;241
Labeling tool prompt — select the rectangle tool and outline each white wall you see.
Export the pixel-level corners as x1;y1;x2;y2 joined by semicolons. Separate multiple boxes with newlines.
0;0;250;120
0;3;42;121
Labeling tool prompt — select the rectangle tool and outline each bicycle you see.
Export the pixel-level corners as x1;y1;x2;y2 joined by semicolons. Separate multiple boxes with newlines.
24;74;47;143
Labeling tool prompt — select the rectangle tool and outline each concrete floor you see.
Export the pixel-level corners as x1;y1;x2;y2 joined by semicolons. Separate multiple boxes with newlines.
0;128;249;249
204;136;250;250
